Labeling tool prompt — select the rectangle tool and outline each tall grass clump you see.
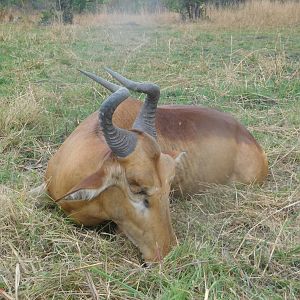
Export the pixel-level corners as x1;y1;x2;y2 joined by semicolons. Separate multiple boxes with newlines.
74;0;300;28
207;0;300;28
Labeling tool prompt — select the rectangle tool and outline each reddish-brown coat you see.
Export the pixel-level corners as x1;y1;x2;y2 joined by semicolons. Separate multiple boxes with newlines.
45;97;268;261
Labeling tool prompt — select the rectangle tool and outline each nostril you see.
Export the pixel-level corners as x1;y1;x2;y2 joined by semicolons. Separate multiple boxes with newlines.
144;198;149;208
141;261;148;268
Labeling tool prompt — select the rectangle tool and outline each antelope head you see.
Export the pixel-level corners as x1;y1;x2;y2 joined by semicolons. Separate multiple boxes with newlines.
60;69;183;262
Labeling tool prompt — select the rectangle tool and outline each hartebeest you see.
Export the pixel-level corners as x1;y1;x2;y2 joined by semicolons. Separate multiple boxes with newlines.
44;68;268;262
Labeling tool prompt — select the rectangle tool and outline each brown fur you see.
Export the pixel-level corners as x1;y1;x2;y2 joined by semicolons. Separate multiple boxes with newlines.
45;97;268;261
51;98;267;195
46;129;178;262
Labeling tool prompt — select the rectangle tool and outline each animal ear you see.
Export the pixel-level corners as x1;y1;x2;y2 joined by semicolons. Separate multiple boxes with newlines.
58;165;122;201
163;150;187;180
163;150;187;166
174;151;187;165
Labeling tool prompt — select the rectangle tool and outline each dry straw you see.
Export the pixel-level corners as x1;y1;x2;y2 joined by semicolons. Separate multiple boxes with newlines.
1;0;299;28
207;0;300;28
74;0;300;28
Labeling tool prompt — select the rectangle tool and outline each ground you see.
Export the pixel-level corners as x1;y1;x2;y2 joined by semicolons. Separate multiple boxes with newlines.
0;4;300;299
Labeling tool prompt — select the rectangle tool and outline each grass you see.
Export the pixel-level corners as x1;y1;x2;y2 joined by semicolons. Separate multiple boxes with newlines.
1;1;300;299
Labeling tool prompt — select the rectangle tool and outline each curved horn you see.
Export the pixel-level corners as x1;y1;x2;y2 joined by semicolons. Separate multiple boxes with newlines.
80;70;137;157
78;69;120;92
105;68;160;139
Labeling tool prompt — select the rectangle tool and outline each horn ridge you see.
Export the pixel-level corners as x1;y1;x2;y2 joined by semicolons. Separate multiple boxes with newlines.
105;68;160;139
80;69;137;158
99;87;137;157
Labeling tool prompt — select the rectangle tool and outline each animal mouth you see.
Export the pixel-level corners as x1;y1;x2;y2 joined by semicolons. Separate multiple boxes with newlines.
121;227;164;263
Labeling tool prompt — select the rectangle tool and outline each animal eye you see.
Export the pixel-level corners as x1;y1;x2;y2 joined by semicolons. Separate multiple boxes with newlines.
144;198;149;208
137;188;147;195
129;183;142;194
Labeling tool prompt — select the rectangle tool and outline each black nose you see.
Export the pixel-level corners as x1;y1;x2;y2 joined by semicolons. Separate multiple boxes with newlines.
141;261;148;268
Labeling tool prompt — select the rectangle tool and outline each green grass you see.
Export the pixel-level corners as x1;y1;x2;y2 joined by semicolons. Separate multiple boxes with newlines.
0;19;299;299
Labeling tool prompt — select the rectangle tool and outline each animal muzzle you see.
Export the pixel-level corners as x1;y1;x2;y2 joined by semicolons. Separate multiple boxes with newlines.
141;225;177;263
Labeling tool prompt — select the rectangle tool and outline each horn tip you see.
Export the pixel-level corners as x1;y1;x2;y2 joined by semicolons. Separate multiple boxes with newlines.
104;67;116;76
78;69;89;76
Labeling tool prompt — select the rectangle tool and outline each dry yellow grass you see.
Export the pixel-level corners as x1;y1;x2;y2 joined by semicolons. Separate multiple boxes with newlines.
75;11;179;26
207;0;300;28
0;86;42;136
73;0;300;28
1;0;299;29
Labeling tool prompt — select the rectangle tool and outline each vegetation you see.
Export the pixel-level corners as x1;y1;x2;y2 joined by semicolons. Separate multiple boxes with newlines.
56;0;74;24
163;0;202;20
1;0;251;16
0;1;300;299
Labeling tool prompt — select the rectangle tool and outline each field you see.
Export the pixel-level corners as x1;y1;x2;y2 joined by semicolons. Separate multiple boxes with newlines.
1;1;300;299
